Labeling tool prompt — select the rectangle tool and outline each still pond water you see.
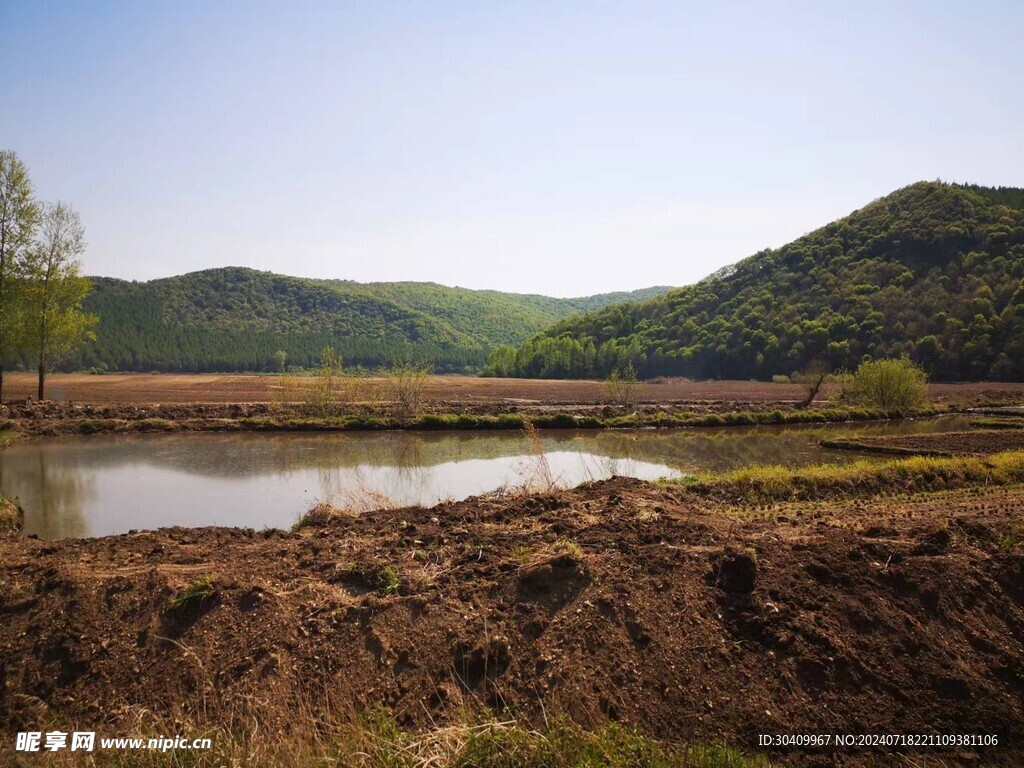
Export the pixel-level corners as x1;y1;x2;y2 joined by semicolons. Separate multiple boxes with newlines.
1;416;969;539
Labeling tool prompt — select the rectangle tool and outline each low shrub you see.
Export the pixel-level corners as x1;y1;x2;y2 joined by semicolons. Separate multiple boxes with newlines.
833;358;930;410
414;414;450;429
722;412;757;426
534;414;580;429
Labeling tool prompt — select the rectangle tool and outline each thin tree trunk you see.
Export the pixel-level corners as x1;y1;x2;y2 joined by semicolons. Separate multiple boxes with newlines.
0;229;6;405
37;362;44;401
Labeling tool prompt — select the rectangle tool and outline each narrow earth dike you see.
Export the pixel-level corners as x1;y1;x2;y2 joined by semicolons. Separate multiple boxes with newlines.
0;399;947;439
2;457;1023;766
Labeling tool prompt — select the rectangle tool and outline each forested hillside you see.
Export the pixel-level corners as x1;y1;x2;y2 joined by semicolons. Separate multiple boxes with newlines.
488;182;1024;381
64;268;670;373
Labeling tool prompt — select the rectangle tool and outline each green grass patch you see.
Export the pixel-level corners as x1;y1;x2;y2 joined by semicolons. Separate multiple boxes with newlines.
28;711;772;768
345;711;771;768
170;576;216;612
77;418;111;434
970;418;1024;430
136;417;174;432
669;450;1024;504
348;564;401;595
290;511;314;532
448;721;766;768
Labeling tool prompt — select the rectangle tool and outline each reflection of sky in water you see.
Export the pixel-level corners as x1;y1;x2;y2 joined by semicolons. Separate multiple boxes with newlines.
0;416;971;539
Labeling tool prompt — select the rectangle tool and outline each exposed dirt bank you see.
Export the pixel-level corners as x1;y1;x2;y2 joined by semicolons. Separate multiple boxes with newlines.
823;429;1024;457
2;478;1023;766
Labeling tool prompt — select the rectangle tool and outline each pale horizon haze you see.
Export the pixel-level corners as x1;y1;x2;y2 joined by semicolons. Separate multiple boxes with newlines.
2;1;1022;296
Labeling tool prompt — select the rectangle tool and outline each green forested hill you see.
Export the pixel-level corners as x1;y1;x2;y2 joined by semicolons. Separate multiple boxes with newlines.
65;268;671;373
489;182;1024;381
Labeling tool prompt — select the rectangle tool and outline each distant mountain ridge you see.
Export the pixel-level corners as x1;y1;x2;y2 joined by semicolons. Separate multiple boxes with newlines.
489;181;1024;381
67;268;672;373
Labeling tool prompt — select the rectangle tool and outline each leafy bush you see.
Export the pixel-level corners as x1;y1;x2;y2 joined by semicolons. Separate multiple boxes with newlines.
834;358;929;410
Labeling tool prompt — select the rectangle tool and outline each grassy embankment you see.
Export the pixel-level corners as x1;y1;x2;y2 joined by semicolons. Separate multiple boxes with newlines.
20;405;946;438
671;449;1024;505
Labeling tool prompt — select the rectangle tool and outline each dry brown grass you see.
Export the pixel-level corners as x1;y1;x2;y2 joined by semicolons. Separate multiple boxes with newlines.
25;700;769;768
7;372;1024;406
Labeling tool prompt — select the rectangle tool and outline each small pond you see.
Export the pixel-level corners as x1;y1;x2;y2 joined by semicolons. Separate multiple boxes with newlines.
0;415;970;539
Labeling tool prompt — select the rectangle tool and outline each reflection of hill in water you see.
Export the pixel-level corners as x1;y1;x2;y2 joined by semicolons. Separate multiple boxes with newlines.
0;415;969;480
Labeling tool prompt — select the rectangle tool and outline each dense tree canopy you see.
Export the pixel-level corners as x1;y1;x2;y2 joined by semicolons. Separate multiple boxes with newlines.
62;268;670;373
490;182;1024;381
0;151;96;400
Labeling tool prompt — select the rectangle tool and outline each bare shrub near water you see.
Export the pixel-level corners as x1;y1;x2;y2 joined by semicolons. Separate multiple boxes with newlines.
605;363;640;408
271;348;379;416
519;420;557;492
793;358;831;408
302;347;344;416
388;361;431;416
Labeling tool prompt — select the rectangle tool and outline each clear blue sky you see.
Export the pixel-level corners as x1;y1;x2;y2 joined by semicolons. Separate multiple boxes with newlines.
2;1;1021;296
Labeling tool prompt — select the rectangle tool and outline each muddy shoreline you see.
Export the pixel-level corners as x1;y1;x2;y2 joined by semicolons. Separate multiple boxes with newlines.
822;428;1024;457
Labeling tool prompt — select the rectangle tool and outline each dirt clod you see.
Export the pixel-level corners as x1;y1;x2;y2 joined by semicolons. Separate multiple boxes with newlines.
709;547;757;594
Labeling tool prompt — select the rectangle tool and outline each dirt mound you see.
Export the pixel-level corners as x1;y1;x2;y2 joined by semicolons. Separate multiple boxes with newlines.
2;478;1023;765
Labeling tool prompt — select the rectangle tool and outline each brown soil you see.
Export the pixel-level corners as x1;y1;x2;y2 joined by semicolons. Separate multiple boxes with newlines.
3;372;1023;406
825;429;1024;456
2;479;1023;766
